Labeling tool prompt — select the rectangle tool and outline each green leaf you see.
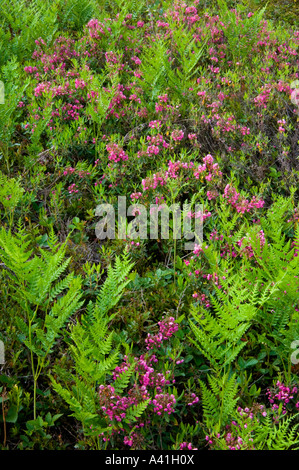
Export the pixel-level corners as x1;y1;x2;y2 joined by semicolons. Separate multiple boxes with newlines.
6;405;18;423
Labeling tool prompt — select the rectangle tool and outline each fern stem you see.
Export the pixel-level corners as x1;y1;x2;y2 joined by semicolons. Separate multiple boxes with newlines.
33;378;37;421
218;371;225;432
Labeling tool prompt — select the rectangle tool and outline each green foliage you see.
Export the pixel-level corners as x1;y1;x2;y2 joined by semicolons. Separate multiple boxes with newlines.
0;58;30;171
50;254;140;447
243;197;299;381
189;269;277;370
217;0;267;61
0;171;24;226
246;0;299;26
188;193;299;435
0;226;83;418
0;0;58;66
199;371;239;432
189;263;278;432
58;0;97;31
140;31;207;106
0;0;299;451
254;413;299;450
210;406;299;450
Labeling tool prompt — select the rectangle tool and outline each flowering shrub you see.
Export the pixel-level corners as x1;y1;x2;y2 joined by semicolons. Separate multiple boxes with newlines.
205;403;299;450
91;316;182;449
0;0;299;451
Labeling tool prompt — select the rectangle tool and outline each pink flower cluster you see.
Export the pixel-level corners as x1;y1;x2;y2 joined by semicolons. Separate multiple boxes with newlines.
130;192;142;200
165;160;194;179
223;184;264;214
63;167;91;178
152;393;176;415
145;316;179;350
105;84;129;119
179;442;198;450
96;313;183;447
206;404;268;450
142;173;167;191
171;129;184;141
98;384;139;423
113;354;173;393
187;209;212;222
105;51;122;65
149;120;162;129
267;381;299;415
193;154;222;182
203;272;224;290
146;133;169;155
68;183;79;194
154;94;181;121
106;143;129;163
207;190;219;200
192;292;210;308
254;82;292;109
87;19;106;39
209;229;224;242
138;358;171;391
137;155;220;194
237;230;266;258
187;392;199;406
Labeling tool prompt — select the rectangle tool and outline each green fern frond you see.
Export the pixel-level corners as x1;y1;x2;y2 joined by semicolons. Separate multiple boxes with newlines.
51;254;134;438
254;413;299;450
124;399;150;424
199;371;239;431
113;362;136;394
